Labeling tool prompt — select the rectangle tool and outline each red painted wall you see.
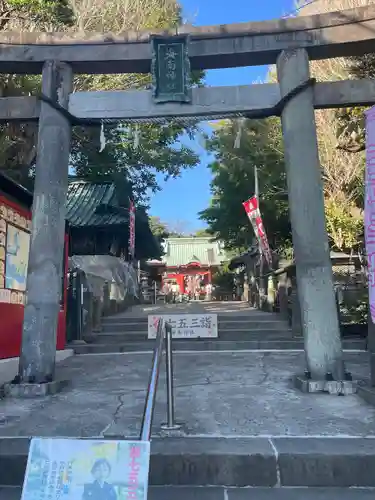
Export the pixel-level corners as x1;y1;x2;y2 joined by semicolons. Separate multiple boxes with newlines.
0;194;67;359
165;267;212;294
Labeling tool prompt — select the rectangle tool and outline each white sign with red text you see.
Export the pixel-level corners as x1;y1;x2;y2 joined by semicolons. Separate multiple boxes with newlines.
148;314;218;339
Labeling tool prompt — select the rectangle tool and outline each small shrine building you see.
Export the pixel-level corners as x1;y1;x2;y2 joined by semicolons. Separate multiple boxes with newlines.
148;236;226;296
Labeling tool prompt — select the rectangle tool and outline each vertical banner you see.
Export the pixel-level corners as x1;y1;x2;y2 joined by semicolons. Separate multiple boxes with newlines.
129;199;136;260
242;196;272;266
365;107;375;322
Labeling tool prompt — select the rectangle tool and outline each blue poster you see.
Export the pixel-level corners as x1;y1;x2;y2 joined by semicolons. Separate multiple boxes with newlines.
21;438;150;500
6;223;30;291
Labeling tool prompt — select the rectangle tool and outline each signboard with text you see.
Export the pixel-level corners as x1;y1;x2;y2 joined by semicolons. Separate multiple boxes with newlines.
21;438;150;500
0;200;31;305
150;35;191;103
148;314;218;339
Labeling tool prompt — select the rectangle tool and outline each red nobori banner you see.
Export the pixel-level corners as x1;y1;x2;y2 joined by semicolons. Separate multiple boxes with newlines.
242;196;272;265
129;199;136;259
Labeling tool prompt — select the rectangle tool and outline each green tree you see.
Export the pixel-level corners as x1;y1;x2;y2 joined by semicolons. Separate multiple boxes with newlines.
212;264;234;292
199;118;292;255
296;0;366;252
0;0;74;186
1;0;203;198
149;216;170;239
194;229;212;237
64;0;203;202
72;122;200;203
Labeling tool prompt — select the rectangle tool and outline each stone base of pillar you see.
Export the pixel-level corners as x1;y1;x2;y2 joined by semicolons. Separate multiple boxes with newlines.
294;375;357;395
3;379;70;398
357;385;375;406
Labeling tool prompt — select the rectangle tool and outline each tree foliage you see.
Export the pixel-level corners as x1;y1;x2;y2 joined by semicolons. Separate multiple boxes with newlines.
199;118;292;255
0;0;202;201
0;0;75;186
212;264;234;291
149;216;170;239
73;122;199;203
149;216;211;241
296;0;368;251
201;0;368;255
194;229;212;237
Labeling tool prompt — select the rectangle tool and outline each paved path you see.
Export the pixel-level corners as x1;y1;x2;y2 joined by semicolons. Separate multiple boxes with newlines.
112;301;278;318
0;351;373;438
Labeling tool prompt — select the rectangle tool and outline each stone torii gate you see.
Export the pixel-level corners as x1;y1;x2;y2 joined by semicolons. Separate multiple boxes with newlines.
2;5;375;393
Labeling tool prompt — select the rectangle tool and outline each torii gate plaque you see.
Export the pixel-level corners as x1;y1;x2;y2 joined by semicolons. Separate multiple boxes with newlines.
151;35;191;103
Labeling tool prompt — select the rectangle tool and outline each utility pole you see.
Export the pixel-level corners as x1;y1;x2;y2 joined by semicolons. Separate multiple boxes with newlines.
254;166;266;309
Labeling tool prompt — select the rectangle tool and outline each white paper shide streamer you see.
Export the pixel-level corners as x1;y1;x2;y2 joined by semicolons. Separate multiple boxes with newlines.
133;125;141;149
99;120;106;152
234;118;246;149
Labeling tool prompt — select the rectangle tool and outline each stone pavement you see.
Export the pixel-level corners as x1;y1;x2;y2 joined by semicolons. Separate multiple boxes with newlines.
0;349;73;386
0;351;373;438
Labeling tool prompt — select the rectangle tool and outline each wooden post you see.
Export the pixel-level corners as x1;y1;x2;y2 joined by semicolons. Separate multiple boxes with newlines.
18;61;72;383
277;49;344;381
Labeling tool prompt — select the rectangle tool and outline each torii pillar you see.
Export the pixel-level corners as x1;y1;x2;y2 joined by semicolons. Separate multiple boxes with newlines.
276;49;345;386
17;61;72;389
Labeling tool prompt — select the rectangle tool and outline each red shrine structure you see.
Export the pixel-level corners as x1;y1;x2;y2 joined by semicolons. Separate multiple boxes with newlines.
0;172;68;359
148;236;226;297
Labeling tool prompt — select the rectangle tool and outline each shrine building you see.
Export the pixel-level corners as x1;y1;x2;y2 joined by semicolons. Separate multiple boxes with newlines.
148;236;226;296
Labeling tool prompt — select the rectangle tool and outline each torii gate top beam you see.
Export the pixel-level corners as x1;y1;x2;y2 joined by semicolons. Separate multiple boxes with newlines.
0;5;375;74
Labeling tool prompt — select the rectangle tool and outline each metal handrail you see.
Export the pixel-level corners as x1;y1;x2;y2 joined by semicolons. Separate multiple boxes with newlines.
139;319;179;441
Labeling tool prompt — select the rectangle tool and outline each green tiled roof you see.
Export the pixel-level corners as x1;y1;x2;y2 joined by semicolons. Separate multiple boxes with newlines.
162;237;226;267
66;179;161;259
66;180;127;227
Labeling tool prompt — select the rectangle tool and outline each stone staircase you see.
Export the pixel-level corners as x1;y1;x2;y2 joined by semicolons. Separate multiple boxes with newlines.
0;437;374;499
0;313;371;500
73;310;366;354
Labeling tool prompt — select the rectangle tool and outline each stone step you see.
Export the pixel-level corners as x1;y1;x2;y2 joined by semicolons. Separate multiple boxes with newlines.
94;329;293;342
102;316;149;325
1;437;375;488
0;486;374;500
101;314;285;326
73;338;366;354
101;321;290;333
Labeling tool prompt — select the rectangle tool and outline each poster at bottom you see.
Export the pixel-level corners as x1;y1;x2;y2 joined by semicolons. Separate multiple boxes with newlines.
21;438;150;500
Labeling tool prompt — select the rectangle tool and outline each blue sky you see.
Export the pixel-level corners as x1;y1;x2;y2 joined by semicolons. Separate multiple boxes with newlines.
149;0;295;232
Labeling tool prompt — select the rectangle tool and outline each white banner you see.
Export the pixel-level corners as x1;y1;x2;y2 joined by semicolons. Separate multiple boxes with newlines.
148;314;218;339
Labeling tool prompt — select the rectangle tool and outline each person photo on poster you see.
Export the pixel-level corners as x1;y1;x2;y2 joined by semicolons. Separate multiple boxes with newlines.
82;459;117;500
